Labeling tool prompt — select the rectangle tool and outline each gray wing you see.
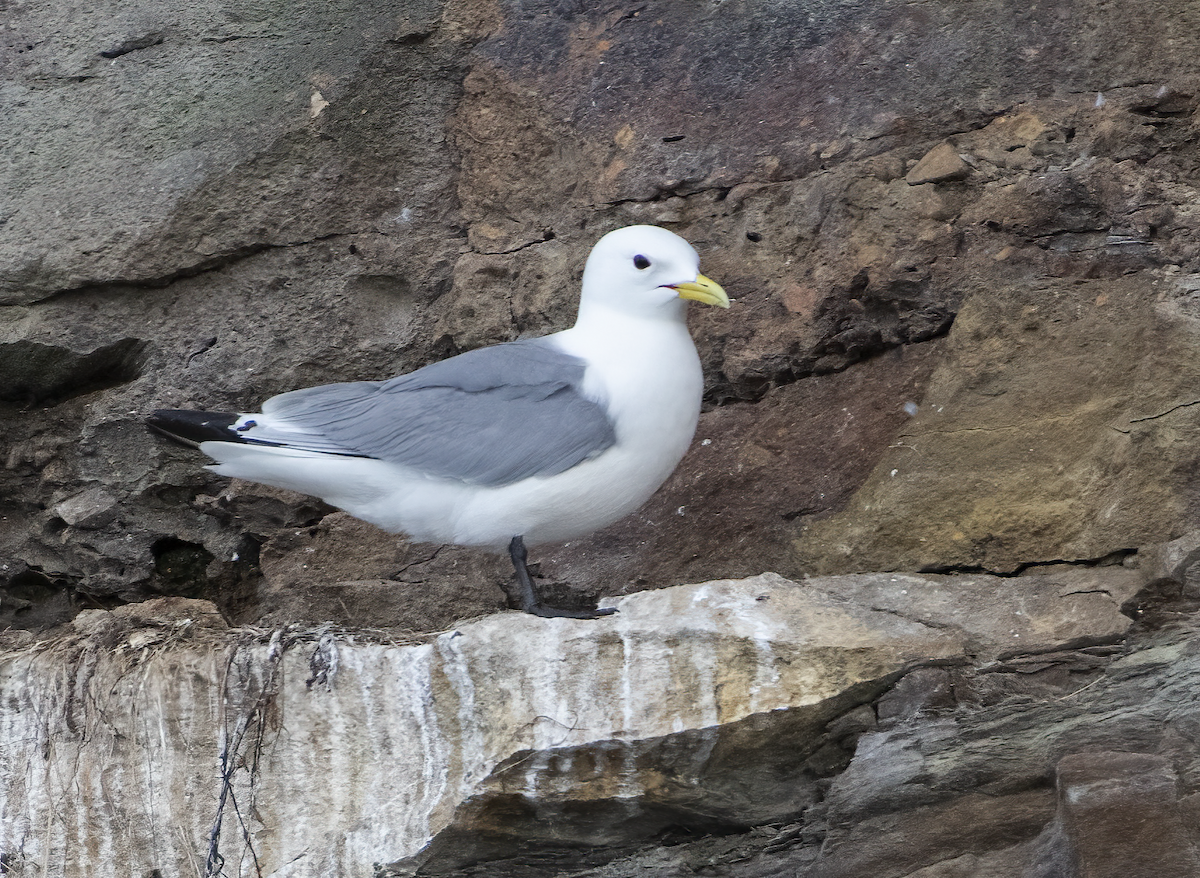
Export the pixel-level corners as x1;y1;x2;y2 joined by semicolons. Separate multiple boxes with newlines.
259;339;617;487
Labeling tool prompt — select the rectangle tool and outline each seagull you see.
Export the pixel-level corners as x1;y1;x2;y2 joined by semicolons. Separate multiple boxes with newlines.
148;225;729;618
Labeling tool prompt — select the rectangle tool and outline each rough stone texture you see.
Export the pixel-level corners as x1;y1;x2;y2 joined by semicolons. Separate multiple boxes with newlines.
1055;752;1200;878
796;271;1200;574
6;0;1200;874
0;568;1147;875
8;0;1200;622
905;142;971;186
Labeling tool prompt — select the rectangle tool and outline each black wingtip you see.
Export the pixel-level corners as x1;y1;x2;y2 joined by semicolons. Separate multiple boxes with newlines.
147;409;240;448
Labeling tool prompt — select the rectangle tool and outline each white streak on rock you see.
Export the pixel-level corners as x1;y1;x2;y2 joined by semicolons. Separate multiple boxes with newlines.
0;569;1138;875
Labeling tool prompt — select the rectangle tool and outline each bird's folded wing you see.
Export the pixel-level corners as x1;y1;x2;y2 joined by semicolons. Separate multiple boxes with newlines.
258;339;617;487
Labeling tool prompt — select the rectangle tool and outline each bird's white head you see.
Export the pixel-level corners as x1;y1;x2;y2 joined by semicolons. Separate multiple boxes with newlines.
578;225;729;321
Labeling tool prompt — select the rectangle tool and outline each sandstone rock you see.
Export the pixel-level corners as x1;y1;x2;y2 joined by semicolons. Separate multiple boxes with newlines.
73;596;227;639
110;595;228;629
905;142;971;185
520;344;943;606
796;273;1200;574
70;608;123;637
958;111;1056;171
253;512;510;629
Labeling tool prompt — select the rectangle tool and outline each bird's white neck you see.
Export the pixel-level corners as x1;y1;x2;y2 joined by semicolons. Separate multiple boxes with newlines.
553;297;700;403
573;293;688;329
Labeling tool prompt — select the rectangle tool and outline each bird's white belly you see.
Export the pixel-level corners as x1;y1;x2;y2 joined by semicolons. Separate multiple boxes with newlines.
452;416;695;546
205;383;700;549
456;317;704;545
374;326;702;547
205;312;706;550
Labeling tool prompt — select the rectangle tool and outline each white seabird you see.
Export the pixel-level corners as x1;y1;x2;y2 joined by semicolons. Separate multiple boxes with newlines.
149;225;729;617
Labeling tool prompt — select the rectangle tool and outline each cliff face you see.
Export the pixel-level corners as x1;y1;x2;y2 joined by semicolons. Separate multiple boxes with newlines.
3;567;1177;876
4;0;1200;874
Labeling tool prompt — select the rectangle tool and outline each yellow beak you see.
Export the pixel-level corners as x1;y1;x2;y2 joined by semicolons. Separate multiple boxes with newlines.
671;274;730;308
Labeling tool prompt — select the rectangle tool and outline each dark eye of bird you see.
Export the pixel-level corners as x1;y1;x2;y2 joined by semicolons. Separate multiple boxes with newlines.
633;255;651;270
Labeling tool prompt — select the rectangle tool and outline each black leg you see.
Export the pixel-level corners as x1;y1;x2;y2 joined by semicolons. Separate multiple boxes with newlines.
505;536;618;619
505;535;540;614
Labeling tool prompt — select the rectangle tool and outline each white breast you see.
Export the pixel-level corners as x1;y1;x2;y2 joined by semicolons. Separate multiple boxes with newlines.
444;310;704;547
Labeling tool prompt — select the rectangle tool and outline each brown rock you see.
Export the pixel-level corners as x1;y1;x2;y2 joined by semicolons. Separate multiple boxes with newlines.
538;343;943;597
796;274;1200;574
254;512;508;630
73;596;228;638
1056;752;1200;878
906;142;971;185
958;111;1059;170
813;791;1056;878
111;596;228;630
